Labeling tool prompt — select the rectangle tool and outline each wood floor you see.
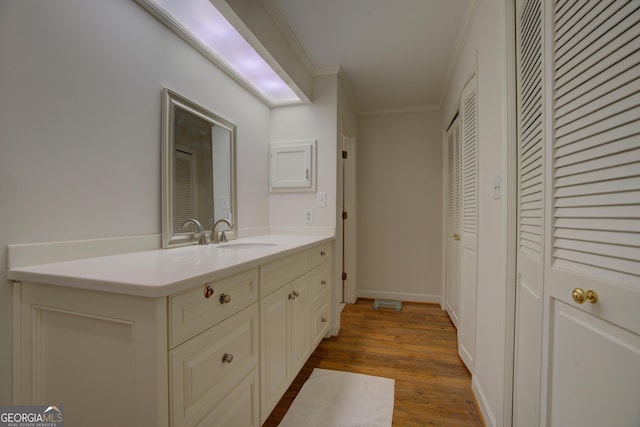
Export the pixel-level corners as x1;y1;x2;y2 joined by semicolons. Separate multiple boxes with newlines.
263;299;484;426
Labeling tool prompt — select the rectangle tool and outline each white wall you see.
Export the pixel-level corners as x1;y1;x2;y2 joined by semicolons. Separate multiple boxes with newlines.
0;0;272;404
356;110;443;303
269;75;338;231
441;0;509;425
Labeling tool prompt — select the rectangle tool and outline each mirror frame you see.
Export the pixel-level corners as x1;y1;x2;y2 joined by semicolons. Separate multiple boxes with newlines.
161;87;238;248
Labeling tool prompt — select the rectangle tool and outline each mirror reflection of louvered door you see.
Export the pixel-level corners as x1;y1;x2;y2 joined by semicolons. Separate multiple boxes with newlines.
541;1;640;425
445;117;461;328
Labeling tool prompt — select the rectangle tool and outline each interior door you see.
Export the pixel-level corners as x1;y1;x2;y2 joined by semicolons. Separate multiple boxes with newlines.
541;1;640;425
445;117;461;328
513;0;545;424
458;76;479;371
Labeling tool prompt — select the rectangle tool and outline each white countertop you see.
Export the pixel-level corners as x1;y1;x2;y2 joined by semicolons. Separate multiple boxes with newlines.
7;234;333;298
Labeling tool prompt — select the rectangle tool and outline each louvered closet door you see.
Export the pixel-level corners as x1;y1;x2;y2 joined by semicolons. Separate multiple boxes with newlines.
513;0;545;425
542;1;640;425
445;117;461;328
458;76;478;371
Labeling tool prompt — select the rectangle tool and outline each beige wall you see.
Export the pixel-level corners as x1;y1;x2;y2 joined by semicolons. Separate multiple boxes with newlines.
356;110;443;302
441;0;510;425
269;75;338;230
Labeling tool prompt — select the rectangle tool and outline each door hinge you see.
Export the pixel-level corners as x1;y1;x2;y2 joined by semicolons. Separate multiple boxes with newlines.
342;211;348;220
342;150;348;159
342;272;347;281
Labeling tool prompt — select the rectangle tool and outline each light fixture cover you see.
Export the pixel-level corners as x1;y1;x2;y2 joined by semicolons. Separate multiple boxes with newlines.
146;0;301;105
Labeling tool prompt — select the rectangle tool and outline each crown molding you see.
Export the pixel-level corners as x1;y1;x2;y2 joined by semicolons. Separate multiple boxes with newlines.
336;67;362;116
314;65;342;77
261;0;317;76
359;104;440;117
439;0;478;107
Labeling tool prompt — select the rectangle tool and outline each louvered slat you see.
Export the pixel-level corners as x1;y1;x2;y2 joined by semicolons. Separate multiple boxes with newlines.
555;6;640;95
518;0;544;260
461;84;477;236
551;0;640;287
447;120;460;231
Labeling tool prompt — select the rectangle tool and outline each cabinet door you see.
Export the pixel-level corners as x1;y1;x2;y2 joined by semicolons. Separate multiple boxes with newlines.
290;272;313;375
196;369;260;427
260;284;291;422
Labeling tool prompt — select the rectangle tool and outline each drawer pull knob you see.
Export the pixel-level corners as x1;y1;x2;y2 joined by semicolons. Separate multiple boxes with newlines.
321;317;326;323
219;293;231;304
222;353;234;363
204;283;214;299
320;251;326;256
293;291;300;297
289;293;295;300
321;280;327;285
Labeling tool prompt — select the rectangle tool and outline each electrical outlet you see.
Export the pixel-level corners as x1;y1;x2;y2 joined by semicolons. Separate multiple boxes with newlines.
304;209;313;224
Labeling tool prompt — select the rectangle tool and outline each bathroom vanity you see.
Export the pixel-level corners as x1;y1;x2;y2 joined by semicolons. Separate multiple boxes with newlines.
9;235;333;427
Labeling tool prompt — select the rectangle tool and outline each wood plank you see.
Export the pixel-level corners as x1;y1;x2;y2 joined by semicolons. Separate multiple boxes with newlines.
262;299;484;426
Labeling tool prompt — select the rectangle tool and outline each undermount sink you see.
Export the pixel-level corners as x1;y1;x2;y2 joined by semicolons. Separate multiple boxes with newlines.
217;242;277;250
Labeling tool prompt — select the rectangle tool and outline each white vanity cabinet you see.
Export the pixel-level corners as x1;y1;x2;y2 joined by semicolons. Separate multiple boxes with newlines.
259;242;332;423
10;237;333;427
168;269;260;427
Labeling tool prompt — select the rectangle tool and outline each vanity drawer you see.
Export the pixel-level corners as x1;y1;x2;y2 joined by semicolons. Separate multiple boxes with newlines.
260;249;311;297
169;268;259;348
311;262;331;301
311;242;332;268
313;299;330;347
196;368;259;427
170;303;259;427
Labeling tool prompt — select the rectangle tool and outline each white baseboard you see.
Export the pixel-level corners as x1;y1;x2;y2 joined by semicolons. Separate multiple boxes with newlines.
356;289;440;304
472;375;497;427
7;234;161;268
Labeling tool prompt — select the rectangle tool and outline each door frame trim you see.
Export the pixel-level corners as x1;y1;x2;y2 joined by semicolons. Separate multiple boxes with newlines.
502;0;518;425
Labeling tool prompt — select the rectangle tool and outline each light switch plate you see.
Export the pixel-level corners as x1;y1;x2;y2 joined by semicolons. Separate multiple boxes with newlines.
494;173;502;199
317;192;327;207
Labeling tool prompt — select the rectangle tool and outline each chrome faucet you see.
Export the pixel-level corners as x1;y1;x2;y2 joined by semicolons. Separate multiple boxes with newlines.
182;218;208;245
211;219;232;244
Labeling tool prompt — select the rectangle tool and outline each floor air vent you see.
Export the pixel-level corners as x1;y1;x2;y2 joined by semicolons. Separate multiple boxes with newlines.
373;299;402;311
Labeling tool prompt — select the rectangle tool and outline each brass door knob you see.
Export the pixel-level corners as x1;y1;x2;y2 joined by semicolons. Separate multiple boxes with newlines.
572;288;598;304
453;233;460;241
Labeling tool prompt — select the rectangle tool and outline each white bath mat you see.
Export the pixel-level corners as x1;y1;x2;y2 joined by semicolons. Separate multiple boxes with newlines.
278;368;395;427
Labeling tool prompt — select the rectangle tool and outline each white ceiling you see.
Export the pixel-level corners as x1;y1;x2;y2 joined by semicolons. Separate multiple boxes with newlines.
269;0;472;114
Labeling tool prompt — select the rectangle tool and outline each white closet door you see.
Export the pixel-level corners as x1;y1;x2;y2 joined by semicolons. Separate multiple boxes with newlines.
445;117;461;328
458;76;478;371
513;0;545;424
542;1;640;425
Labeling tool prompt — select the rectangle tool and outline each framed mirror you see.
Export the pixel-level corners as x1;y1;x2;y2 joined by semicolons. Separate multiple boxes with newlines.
162;88;237;248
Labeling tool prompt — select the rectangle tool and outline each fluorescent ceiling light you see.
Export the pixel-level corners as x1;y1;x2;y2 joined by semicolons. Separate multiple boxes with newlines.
138;0;302;106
